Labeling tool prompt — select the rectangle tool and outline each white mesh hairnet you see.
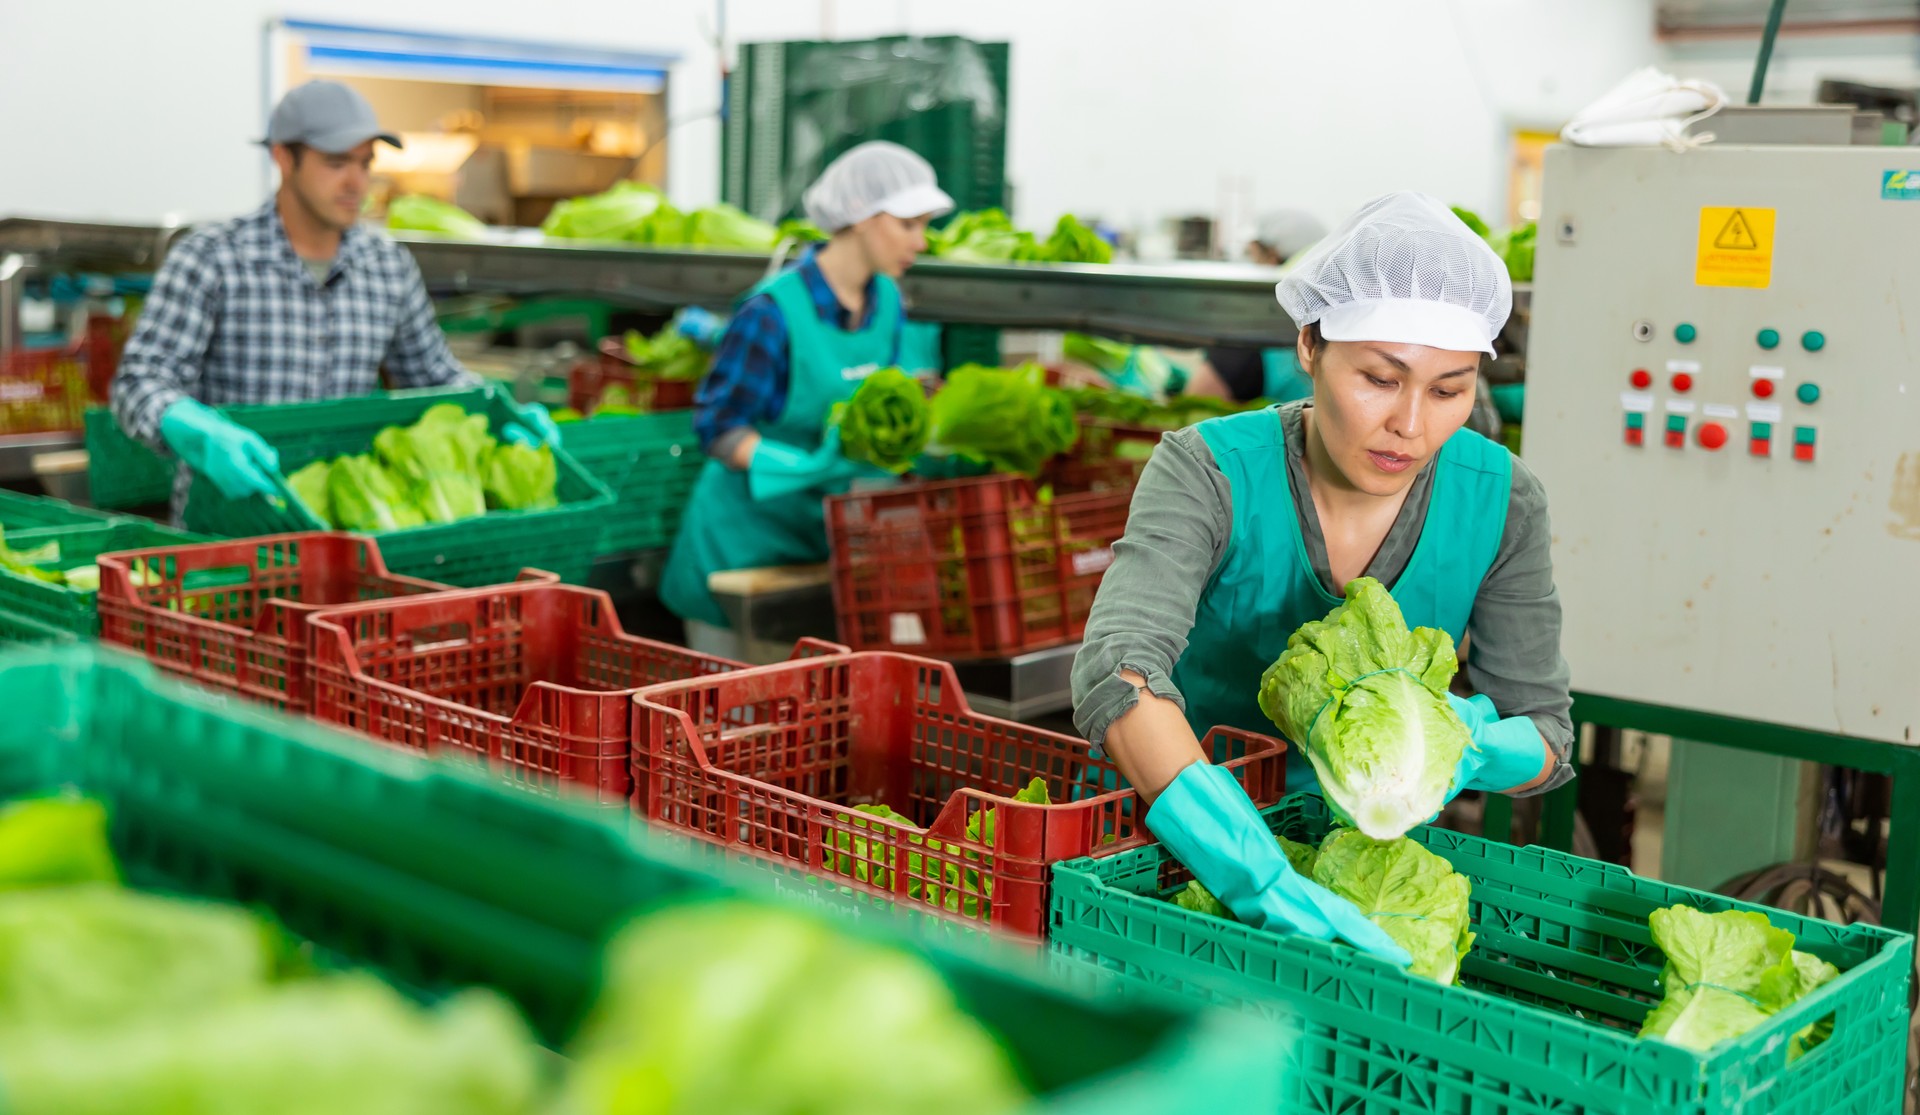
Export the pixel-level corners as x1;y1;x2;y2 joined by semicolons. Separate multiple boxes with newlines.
1252;209;1328;262
802;141;956;232
1275;192;1511;356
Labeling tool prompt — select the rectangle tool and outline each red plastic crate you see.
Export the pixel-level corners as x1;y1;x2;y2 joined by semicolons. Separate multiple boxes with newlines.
95;533;468;713
305;582;747;803
566;337;697;414
0;316;122;435
631;650;1288;937
825;442;1153;657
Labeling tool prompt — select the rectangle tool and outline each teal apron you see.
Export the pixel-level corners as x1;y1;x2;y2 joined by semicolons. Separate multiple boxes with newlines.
659;267;902;627
1261;348;1315;403
1167;407;1511;790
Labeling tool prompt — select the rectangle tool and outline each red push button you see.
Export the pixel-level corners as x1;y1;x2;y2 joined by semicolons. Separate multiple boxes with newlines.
1697;422;1727;450
1625;427;1644;447
1751;378;1775;399
1630;369;1653;389
1665;429;1685;448
1793;442;1815;462
1749;438;1770;457
1671;372;1694;393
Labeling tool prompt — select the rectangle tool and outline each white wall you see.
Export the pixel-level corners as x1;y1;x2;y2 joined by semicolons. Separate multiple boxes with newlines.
0;0;1658;236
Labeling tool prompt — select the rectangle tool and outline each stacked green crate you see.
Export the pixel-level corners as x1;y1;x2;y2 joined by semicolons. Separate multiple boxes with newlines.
0;644;1287;1113
723;35;1010;369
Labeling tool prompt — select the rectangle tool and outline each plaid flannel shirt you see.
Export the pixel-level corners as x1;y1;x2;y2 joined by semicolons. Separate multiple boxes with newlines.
693;246;903;457
111;199;476;515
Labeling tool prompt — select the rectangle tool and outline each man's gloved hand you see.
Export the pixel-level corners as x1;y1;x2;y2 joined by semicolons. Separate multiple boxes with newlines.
1443;692;1551;803
745;427;889;502
502;402;562;448
159;398;282;500
1147;762;1413;966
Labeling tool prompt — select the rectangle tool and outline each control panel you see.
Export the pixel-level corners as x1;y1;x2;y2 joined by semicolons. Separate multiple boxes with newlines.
1526;144;1920;744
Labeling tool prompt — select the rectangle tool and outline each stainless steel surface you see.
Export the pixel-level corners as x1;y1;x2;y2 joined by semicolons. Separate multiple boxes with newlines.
0;255;23;355
0;214;1300;349
951;643;1080;722
392;229;1298;347
0;218;185;272
1685;105;1878;146
0;431;83;483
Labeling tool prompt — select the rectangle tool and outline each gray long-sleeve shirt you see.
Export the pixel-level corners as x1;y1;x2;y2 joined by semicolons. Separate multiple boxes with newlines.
1071;401;1575;795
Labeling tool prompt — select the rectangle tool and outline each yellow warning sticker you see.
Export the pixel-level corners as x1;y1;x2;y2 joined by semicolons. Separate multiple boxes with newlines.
1696;206;1775;288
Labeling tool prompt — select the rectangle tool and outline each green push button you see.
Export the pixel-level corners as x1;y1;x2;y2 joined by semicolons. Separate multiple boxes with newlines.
1750;421;1772;439
1794;425;1817;445
1625;412;1645;430
1796;382;1821;405
1666;414;1687;433
1757;328;1779;350
1675;323;1698;344
1802;330;1826;352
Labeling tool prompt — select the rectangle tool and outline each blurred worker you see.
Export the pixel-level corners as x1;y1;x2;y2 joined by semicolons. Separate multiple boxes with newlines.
1184;209;1330;404
1072;192;1572;966
659;142;954;651
112;80;558;522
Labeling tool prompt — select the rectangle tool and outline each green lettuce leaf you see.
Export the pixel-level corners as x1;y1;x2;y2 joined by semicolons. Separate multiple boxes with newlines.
1257;577;1469;839
0;885;276;1037
286;460;334;527
926;363;1079;477
565;901;1028;1115
541;181;667;241
928;209;1037;262
372;404;493;524
1032;215;1112;264
0;797;118;892
835;367;929;473
386;195;487;238
1311;829;1474;983
0;974;540;1115
683;204;781;251
1639;905;1802;1052
482;443;558;512
326;455;425;533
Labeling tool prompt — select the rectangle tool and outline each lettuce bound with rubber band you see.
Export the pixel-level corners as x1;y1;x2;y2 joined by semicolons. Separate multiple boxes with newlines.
1256;577;1473;840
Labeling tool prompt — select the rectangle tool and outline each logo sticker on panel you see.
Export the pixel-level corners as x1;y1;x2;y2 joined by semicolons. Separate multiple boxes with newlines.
1883;171;1920;201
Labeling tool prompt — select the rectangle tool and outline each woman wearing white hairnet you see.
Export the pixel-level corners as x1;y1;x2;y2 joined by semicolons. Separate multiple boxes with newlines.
1071;192;1573;966
661;142;953;643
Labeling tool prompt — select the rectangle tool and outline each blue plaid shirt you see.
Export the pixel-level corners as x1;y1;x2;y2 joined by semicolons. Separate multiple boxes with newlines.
112;199;477;511
694;247;903;457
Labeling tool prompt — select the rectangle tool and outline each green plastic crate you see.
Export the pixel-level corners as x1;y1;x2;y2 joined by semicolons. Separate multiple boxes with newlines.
0;519;200;640
83;406;173;509
0;644;1284;1114
0;486;119;532
1050;793;1913;1115
180;386;614;587
557;410;703;555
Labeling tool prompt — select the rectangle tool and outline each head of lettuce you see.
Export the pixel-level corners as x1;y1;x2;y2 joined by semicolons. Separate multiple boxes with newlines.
1257;577;1472;839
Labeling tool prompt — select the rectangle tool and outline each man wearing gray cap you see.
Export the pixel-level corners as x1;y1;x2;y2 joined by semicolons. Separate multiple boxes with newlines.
113;80;559;518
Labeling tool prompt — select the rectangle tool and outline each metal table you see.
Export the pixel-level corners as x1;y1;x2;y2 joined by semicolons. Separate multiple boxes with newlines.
949;643;1081;723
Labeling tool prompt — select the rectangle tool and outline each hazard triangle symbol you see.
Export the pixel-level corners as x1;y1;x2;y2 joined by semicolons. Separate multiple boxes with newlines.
1714;210;1759;250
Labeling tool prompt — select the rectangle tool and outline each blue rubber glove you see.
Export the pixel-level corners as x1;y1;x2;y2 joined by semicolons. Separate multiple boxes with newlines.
158;398;281;500
672;306;729;350
501;402;562;448
746;428;886;502
1444;692;1552;802
1147;762;1414;966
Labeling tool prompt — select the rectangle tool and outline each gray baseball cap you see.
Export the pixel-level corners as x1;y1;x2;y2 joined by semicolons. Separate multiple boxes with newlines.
262;80;401;153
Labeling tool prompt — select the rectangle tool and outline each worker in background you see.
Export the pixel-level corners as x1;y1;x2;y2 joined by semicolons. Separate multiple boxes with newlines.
112;80;559;522
659;142;954;653
1072;193;1572;964
1181;209;1329;404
